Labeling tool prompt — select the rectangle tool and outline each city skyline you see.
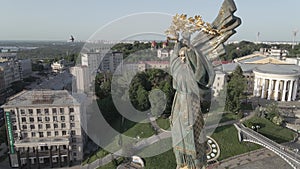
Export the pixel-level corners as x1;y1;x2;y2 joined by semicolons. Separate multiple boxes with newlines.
1;0;300;42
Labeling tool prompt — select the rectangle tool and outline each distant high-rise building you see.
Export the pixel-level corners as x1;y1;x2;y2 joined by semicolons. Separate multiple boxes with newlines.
70;66;90;94
18;59;32;79
1;90;86;168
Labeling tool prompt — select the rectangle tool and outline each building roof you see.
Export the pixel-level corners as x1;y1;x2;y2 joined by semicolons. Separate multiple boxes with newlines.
1;90;80;108
254;64;300;75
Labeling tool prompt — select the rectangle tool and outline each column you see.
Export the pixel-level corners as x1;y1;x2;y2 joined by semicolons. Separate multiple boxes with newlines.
67;145;71;167
17;150;21;169
281;80;287;101
35;147;40;169
267;79;273;100
292;80;298;101
261;78;266;99
257;78;262;97
58;145;61;167
253;77;258;96
49;146;53;168
26;147;30;169
288;80;294;101
274;80;280;101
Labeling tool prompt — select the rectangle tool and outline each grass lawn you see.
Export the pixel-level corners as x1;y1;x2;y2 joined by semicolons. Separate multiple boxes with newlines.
243;117;295;143
211;125;261;160
219;113;241;123
156;117;170;131
241;102;253;110
96;158;124;169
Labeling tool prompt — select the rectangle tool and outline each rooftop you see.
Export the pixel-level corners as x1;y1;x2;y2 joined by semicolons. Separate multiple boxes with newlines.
1;90;80;108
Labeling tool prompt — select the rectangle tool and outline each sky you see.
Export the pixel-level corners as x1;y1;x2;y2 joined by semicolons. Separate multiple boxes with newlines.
1;0;300;42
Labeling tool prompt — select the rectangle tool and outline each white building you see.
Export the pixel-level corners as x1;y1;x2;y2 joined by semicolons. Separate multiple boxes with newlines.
223;53;300;102
1;90;86;168
70;66;90;94
157;49;173;59
51;60;66;73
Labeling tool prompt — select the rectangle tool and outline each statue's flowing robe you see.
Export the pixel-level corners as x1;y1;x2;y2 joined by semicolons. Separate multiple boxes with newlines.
170;42;209;168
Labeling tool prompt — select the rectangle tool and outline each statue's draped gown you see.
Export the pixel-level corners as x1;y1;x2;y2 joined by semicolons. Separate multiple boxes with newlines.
170;43;209;168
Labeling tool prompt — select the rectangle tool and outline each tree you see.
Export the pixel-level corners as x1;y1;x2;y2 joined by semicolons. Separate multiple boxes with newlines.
225;65;246;113
265;102;283;126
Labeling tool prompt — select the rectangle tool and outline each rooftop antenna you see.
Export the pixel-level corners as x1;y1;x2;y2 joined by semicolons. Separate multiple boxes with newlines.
292;29;299;49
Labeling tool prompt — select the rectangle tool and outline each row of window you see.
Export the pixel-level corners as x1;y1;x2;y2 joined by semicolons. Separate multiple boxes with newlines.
20;115;75;123
20;130;76;138
15;123;76;130
12;107;75;116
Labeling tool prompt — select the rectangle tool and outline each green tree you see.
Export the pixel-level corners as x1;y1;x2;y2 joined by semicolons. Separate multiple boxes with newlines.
225;65;246;113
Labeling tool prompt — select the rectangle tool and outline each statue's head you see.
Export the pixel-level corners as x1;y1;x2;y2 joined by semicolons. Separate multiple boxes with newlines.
179;47;187;63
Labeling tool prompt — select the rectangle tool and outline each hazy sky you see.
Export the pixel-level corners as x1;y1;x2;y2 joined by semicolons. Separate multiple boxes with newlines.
1;0;300;42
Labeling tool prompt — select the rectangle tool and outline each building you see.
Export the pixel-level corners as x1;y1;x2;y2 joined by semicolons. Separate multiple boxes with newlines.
123;61;169;72
70;66;90;94
223;53;300;101
99;52;123;74
18;59;32;79
157;48;173;59
1;90;85;168
51;60;66;73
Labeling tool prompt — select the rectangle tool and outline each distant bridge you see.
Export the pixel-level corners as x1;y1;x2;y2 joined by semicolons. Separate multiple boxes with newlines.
234;123;300;169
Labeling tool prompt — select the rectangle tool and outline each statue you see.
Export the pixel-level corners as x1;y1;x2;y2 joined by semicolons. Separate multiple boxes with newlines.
165;0;241;168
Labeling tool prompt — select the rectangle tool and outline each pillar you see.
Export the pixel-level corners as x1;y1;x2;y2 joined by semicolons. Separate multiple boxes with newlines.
288;80;294;101
253;77;258;96
17;150;21;169
267;79;273;100
292;80;298;101
261;78;266;99
274;80;280;101
67;145;71;167
58;145;61;167
282;80;287;101
35;147;40;169
49;146;53;168
26;147;30;169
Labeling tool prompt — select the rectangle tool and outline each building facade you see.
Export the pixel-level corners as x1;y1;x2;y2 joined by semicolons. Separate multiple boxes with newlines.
70;66;90;94
1;90;85;168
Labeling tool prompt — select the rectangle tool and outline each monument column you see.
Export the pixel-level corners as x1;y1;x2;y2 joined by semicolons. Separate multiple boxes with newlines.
261;78;266;99
288;80;294;101
267;79;273;100
281;80;287;101
253;77;258;96
292;79;298;101
274;79;280;101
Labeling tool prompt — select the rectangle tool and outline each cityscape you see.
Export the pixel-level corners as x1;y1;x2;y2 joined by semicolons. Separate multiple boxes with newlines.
1;0;300;169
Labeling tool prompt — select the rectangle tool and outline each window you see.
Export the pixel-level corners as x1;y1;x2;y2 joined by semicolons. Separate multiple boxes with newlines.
60;108;64;114
45;117;50;122
71;138;76;143
72;145;76;150
69;107;74;113
61;116;65;122
38;124;43;129
22;125;27;130
47;132;51;137
37;117;42;122
28;109;33;115
39;132;44;138
73;152;77;156
62;131;67;136
20;109;25;115
46;124;51;129
21;117;26;123
70;123;75;128
10;110;15;115
11;118;16;123
30;125;35;130
54;123;58;129
53;116;57;122
29;117;34;122
61;123;66;128
70;115;75;121
71;130;76;135
37;109;41;114
31;132;36;137
52;108;57;115
44;108;49;115
55;131;59;136
23;132;28;138
13;125;17;130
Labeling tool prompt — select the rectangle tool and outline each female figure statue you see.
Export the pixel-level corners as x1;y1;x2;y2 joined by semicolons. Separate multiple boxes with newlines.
166;0;241;168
